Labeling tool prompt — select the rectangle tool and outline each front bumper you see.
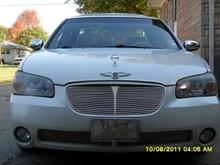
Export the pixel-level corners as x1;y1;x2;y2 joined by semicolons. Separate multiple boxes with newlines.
10;85;220;152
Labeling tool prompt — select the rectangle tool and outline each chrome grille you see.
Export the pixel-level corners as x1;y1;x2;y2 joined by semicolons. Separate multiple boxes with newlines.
67;85;164;115
67;86;114;115
116;86;163;115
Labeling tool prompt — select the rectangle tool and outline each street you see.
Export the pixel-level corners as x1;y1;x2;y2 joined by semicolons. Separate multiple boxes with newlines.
1;84;220;165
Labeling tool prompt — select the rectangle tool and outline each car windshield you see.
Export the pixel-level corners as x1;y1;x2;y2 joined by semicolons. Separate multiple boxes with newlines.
46;17;180;50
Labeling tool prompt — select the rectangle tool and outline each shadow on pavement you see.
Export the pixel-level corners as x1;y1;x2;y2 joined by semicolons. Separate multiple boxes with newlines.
8;148;210;165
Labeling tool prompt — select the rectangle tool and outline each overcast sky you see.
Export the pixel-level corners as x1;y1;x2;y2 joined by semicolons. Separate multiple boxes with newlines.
0;0;78;35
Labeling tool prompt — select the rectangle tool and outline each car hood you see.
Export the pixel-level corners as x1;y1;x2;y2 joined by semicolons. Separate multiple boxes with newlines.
21;48;208;85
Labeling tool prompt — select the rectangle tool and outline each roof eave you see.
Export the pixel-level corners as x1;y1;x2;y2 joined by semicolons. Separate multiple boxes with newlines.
148;0;165;8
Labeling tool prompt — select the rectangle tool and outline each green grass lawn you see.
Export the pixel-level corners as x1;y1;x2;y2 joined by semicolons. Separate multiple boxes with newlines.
0;64;17;84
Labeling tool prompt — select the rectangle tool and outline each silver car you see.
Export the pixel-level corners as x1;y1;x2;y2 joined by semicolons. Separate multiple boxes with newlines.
10;13;220;152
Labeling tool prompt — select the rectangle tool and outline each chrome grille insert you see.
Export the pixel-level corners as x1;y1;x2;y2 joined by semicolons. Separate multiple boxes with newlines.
67;86;114;115
116;86;163;115
67;85;164;115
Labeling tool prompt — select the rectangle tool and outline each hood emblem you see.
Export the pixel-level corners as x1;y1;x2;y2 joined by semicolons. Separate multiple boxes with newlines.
100;72;131;80
111;55;120;67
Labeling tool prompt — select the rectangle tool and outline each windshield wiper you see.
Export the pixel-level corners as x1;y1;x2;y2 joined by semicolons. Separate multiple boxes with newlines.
57;45;162;49
102;45;161;49
60;46;71;48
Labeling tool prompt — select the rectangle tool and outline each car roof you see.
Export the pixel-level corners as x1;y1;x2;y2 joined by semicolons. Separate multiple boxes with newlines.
67;13;159;20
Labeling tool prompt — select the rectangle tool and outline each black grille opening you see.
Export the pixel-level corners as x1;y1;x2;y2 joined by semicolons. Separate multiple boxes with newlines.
38;129;192;146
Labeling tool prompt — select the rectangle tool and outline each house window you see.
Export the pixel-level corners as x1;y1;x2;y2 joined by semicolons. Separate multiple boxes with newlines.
5;49;10;54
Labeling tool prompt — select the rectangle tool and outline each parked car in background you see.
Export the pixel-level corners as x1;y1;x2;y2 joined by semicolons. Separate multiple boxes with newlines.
10;13;220;152
0;41;31;64
13;54;28;65
13;57;23;65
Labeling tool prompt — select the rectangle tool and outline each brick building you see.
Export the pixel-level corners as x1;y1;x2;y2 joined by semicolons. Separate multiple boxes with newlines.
151;0;220;92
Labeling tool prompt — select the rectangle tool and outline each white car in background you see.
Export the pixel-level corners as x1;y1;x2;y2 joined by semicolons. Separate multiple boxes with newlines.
10;13;220;152
13;55;27;65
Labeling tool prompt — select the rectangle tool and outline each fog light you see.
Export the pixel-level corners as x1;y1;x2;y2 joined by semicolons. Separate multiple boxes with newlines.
14;127;31;143
199;128;215;144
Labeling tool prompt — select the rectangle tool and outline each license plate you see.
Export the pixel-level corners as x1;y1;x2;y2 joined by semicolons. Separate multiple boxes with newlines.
91;119;139;142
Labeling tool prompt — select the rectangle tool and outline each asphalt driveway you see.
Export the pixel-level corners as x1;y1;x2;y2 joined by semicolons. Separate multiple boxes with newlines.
1;84;220;165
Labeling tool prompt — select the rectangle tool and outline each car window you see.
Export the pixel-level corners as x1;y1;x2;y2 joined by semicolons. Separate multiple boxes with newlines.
46;17;180;50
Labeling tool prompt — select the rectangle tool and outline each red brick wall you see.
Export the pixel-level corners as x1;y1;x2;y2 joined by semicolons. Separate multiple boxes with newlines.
160;0;174;31
160;0;220;93
160;0;202;55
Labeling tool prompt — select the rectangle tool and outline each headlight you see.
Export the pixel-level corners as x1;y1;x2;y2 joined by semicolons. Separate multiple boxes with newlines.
176;73;217;98
13;71;54;97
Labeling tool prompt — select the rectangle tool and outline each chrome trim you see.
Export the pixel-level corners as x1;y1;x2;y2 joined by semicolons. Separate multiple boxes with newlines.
112;86;119;115
110;54;120;67
65;81;165;116
183;40;200;51
100;72;131;80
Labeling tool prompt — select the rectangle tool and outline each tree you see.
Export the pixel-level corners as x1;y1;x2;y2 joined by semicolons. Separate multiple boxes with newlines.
0;25;7;42
8;9;40;42
17;27;48;47
16;9;40;28
66;0;159;17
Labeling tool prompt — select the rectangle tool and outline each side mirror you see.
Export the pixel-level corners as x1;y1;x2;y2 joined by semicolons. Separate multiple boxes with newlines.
183;40;200;51
29;38;44;51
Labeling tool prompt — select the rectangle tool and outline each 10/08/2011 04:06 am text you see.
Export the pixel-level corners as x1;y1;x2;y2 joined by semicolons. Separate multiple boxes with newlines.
145;146;213;152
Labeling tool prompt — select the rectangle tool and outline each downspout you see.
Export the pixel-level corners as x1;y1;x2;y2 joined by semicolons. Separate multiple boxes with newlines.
209;0;214;72
173;0;177;35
